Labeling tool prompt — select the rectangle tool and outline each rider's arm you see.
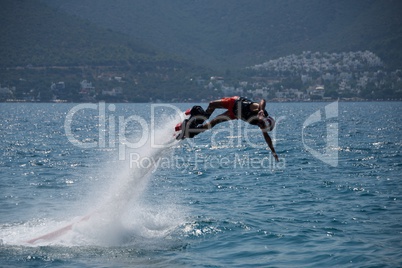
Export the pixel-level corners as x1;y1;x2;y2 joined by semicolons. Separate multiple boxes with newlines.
259;99;266;111
261;130;279;162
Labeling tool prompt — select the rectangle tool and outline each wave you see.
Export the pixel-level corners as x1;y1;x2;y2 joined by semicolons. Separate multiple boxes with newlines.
0;110;187;248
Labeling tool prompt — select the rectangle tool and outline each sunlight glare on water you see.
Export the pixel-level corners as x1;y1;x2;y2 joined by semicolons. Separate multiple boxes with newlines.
0;102;401;267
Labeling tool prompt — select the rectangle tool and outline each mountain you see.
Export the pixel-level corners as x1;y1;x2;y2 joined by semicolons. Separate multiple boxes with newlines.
42;0;402;69
0;0;173;67
0;0;214;102
1;0;401;102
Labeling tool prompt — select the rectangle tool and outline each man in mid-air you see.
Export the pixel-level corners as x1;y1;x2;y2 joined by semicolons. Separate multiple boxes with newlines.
177;96;279;161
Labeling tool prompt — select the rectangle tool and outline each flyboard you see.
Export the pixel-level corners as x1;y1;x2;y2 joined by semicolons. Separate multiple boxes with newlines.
175;106;209;140
26;213;93;244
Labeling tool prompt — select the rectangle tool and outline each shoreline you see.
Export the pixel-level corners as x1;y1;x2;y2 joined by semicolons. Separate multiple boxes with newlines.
2;99;402;104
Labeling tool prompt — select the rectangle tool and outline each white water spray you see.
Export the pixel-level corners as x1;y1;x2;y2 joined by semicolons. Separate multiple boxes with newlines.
1;109;186;247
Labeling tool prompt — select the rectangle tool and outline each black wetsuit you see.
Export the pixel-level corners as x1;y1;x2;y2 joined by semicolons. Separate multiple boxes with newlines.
232;97;268;125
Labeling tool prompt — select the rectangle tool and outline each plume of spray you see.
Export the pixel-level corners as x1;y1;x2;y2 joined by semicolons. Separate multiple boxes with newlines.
23;109;185;246
71;112;183;246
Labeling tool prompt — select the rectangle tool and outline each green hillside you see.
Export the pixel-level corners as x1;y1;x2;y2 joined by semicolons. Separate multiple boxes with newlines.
0;0;166;67
0;0;217;102
43;0;402;69
1;0;401;102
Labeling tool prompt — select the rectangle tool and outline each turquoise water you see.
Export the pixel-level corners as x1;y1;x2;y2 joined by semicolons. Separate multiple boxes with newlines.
0;102;401;267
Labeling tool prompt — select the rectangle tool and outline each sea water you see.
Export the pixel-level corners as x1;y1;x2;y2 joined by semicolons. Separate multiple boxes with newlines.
0;102;401;267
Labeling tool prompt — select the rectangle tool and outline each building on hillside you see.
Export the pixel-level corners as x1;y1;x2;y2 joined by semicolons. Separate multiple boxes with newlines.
101;87;123;97
50;82;65;95
307;86;325;99
0;85;14;101
79;80;96;101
